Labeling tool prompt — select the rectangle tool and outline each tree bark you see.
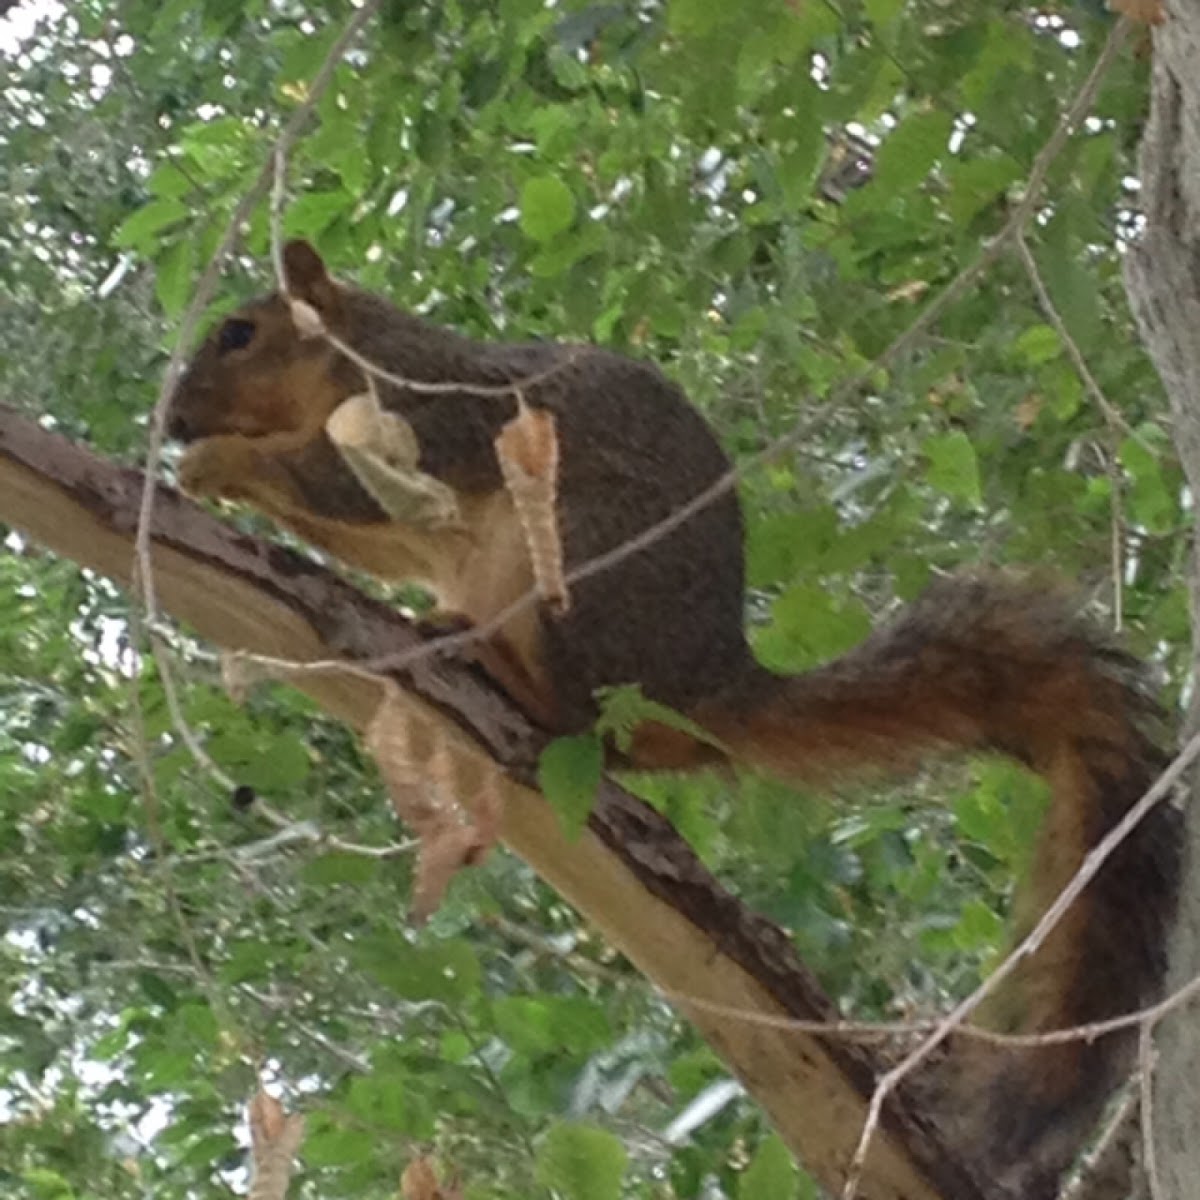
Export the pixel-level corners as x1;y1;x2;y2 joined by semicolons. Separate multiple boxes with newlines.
1124;4;1200;1197
0;403;993;1200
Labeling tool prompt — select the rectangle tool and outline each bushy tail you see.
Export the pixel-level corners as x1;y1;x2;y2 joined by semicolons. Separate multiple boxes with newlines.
699;575;1181;1195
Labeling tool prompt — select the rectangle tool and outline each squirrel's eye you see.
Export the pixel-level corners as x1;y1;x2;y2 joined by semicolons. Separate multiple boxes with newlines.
217;318;255;354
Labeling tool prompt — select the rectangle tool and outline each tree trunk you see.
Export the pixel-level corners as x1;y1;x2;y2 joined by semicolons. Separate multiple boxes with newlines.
1124;4;1200;1196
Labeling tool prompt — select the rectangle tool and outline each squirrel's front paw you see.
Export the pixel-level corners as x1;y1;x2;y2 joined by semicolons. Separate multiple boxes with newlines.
177;437;251;500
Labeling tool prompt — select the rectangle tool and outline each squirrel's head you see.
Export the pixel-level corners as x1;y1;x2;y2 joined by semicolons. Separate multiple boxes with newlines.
168;240;359;444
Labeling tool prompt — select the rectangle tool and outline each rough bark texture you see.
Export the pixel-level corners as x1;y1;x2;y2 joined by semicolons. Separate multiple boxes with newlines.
1124;3;1200;1196
0;403;998;1200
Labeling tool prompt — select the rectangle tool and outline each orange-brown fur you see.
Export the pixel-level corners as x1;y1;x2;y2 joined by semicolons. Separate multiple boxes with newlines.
171;275;549;718
168;241;1180;1198
691;578;1177;1194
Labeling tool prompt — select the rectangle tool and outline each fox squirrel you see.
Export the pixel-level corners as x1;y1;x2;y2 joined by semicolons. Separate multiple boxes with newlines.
169;240;1179;1197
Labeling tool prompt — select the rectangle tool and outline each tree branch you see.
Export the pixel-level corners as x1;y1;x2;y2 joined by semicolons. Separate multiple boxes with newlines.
0;402;993;1200
1123;5;1200;1198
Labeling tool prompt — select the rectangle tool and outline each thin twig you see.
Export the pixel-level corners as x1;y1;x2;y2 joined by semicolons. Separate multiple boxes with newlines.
1110;455;1126;632
1014;231;1141;443
130;1;382;803
126;700;208;982
241;984;372;1075
1013;230;1137;629
124;671;236;1034
660;956;1200;1050
135;0;383;620
1057;1088;1140;1200
247;794;418;861
151;632;238;791
1139;1023;1164;1200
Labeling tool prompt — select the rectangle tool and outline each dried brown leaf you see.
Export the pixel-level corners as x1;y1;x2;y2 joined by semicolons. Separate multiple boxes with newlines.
401;1156;464;1200
247;1090;305;1200
1109;0;1165;24
1014;393;1043;432
326;389;460;527
495;401;569;613
248;1091;288;1144
365;686;501;921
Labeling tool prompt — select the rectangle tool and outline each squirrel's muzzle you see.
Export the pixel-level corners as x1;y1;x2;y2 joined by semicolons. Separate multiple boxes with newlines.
166;369;219;443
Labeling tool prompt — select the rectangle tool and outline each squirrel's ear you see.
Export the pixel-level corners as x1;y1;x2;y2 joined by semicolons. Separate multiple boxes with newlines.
282;240;339;314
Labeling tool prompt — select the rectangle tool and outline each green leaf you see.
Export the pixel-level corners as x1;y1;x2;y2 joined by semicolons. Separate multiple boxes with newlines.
175;1132;238;1170
529;224;606;279
304;1124;375;1167
955;761;1049;870
155;238;195;319
538;734;603;839
19;1167;75;1198
283;189;354;239
1012;324;1061;366
146;161;194;200
177;114;255;179
594;684;726;754
535;1122;628;1200
218;939;276;985
278;25;340;83
946;155;1022;228
778;114;826;207
519;175;576;242
961;20;1035;111
746;508;839;587
494;996;612;1058
667;1046;723;1098
173;1002;220;1049
1120;436;1177;533
1037;249;1103;354
345;1074;433;1135
759;585;872;669
667;0;729;37
138;1046;195;1087
137;970;179;1012
954;897;1004;951
874;111;953;195
301;852;381;886
864;0;904;28
740;1134;800;1200
208;728;311;791
352;935;482;1003
923;431;982;508
113;198;190;251
1041;357;1083;421
787;0;840;51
